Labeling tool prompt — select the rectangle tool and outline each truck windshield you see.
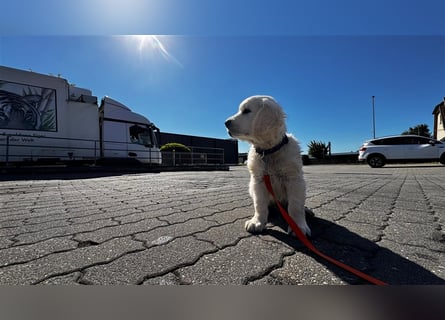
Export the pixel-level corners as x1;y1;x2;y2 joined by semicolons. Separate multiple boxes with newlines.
129;125;154;147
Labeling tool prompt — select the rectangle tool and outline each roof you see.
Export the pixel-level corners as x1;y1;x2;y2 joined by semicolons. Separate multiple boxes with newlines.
432;98;445;115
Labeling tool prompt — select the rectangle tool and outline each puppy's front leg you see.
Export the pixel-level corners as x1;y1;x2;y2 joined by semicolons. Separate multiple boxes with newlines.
288;201;311;237
245;178;270;233
286;178;311;236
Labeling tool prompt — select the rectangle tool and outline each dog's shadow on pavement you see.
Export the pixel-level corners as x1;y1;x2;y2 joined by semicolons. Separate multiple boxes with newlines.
264;208;445;285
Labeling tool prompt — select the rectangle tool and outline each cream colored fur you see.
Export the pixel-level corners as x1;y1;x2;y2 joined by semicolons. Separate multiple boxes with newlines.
225;96;311;236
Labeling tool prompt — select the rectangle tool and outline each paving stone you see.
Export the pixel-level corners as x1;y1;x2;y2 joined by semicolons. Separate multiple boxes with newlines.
310;205;347;221
67;207;143;224
250;252;348;285
335;219;384;243
319;221;380;252
194;220;251;249
0;237;78;266
12;219;120;245
394;199;431;211
159;207;220;224
371;239;445;285
0;237;15;249
0;219;72;237
82;236;216;284
0;237;145;284
39;272;82;285
390;208;437;224
73;218;168;243
344;208;389;226
357;198;395;213
134;218;218;246
204;206;252;224
383;222;445;252
116;210;173;224
142;272;183;285
176;236;294;284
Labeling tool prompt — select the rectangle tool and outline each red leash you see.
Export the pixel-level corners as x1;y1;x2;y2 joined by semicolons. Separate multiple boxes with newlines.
263;174;388;286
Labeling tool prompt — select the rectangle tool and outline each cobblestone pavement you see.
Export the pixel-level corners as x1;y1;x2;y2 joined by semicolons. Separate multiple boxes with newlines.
0;164;444;285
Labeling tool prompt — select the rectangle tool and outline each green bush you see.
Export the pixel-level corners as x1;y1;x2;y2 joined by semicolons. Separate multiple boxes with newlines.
160;143;191;152
307;140;328;159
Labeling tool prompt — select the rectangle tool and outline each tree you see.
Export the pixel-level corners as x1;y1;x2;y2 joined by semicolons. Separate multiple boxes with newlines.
401;124;431;138
307;140;329;159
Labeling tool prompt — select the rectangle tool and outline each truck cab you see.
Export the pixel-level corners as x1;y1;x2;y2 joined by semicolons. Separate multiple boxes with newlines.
99;97;161;164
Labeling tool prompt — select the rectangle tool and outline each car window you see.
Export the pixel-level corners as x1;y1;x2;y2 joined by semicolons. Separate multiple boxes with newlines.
419;137;430;144
383;137;405;145
371;136;442;145
372;138;398;145
409;137;436;144
370;139;383;145
402;137;418;144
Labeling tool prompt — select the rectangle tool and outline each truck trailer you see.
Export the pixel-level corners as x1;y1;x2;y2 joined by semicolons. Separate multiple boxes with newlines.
0;65;161;165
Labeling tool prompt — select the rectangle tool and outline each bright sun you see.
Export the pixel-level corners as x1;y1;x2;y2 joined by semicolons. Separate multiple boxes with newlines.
127;35;183;68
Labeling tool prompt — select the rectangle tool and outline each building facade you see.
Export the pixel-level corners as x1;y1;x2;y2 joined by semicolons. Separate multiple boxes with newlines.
157;132;239;165
432;98;445;141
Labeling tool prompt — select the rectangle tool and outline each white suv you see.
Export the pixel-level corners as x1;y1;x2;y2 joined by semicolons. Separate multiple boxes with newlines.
358;135;445;168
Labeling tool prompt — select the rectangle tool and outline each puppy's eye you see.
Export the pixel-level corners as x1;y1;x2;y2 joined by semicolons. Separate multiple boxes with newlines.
242;109;251;114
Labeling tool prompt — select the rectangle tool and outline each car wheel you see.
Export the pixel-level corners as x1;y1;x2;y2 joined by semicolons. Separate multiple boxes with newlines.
440;153;445;165
367;154;385;168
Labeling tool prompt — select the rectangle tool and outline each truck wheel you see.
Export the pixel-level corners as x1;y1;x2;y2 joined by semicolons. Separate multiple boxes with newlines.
367;154;385;168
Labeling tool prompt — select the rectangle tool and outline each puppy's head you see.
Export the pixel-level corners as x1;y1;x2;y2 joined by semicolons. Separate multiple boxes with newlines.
225;95;286;147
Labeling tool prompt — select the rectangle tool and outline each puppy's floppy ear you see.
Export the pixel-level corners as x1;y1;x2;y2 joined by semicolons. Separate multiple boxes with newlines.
252;97;286;138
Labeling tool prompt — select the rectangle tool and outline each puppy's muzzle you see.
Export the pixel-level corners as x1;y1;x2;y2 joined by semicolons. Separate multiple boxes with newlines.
225;119;235;137
224;119;233;129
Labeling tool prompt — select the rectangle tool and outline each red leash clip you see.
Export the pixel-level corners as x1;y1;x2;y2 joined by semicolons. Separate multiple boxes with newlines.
263;174;388;286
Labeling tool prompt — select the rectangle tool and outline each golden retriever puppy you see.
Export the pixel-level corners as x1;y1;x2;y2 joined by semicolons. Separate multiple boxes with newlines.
225;96;311;236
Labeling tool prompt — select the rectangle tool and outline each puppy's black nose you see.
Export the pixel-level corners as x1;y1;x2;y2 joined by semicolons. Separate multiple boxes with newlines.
225;119;232;128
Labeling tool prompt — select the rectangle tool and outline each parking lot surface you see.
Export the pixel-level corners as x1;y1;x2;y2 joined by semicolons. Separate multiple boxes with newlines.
0;164;444;284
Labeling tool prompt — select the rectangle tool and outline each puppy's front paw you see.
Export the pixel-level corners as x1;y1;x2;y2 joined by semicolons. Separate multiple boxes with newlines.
287;223;311;237
245;217;265;233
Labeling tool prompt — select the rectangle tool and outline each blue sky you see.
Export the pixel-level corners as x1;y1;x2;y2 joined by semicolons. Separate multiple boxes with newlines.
1;1;445;153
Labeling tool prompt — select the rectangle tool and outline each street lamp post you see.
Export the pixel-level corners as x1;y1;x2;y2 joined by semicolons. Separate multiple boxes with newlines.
372;95;376;139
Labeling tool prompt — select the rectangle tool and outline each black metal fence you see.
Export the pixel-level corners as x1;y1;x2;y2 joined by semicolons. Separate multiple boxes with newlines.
0;134;100;165
0;133;224;166
160;146;224;166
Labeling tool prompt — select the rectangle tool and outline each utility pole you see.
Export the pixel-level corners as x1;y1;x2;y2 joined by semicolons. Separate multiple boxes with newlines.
372;95;376;139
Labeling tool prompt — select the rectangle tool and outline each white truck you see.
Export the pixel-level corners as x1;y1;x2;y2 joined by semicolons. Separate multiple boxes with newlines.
0;65;162;165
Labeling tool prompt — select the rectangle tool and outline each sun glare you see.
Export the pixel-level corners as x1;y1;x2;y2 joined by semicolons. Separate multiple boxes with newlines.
128;35;183;68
